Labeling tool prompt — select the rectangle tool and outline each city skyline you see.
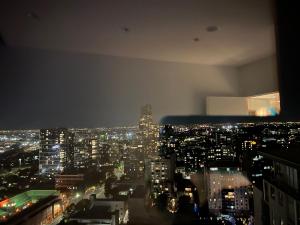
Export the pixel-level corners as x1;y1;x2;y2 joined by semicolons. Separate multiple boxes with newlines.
1;120;300;225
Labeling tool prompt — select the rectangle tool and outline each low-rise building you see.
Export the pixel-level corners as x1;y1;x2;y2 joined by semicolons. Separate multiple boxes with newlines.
0;190;62;225
55;174;84;190
69;205;119;225
89;195;128;224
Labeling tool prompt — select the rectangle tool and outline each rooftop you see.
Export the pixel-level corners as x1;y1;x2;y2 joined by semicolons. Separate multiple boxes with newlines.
71;206;113;220
0;190;59;221
259;145;300;168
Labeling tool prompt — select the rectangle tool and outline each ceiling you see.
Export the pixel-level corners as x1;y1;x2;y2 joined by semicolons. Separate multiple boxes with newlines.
0;0;276;66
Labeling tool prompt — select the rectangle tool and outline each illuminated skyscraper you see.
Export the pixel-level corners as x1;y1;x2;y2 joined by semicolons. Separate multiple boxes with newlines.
39;128;74;175
90;138;99;161
74;139;92;169
138;104;153;135
138;104;159;155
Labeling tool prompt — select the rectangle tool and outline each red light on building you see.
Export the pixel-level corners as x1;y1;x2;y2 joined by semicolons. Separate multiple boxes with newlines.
0;198;9;207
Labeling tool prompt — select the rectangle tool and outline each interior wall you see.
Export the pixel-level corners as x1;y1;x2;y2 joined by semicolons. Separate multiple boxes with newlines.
206;97;249;116
238;55;278;96
0;47;240;129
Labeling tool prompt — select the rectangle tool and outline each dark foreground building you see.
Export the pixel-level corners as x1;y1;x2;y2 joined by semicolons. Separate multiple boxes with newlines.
0;190;62;225
254;147;300;225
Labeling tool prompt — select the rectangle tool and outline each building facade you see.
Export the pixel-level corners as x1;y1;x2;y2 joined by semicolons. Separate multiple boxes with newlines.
258;150;300;225
39;128;74;175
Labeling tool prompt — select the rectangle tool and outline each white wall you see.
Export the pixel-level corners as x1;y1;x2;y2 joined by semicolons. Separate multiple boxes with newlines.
238;55;278;96
0;47;240;128
206;96;249;116
1;48;278;129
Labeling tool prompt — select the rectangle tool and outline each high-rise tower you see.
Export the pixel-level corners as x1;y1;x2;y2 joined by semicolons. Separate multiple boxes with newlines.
39;128;74;175
138;104;159;156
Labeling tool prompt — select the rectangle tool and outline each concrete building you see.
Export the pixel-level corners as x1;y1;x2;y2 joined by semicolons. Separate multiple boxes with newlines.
257;148;300;225
145;155;175;196
205;166;251;216
39;128;74;175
